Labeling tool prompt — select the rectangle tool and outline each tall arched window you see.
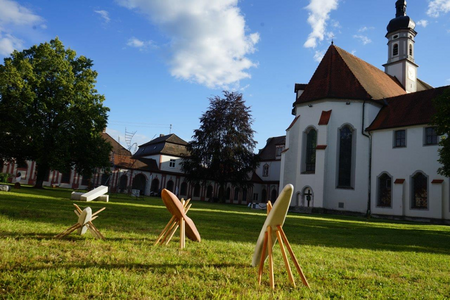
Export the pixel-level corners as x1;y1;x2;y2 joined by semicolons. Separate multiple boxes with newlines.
338;125;353;188
234;187;239;200
180;182;187;196
412;172;427;209
263;164;269;177
194;183;200;197
378;173;392;207
305;128;317;172
393;43;399;56
409;44;413;56
206;185;213;198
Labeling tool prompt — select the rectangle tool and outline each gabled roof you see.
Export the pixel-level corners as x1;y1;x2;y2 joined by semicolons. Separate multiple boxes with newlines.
258;136;286;161
295;45;406;105
367;86;450;131
102;132;132;156
133;133;189;158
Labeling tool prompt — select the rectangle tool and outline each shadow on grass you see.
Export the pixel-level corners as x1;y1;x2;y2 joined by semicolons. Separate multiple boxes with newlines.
6;262;251;273
1;186;450;256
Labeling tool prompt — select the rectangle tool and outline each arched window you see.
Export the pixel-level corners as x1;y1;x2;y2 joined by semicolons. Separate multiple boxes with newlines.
412;172;427;209
242;188;248;202
194;183;200;197
226;187;231;200
132;174;147;195
338;125;353;188
409;44;413;56
377;173;392;207
261;189;267;203
270;189;277;202
206;185;213;198
305;128;317;172
166;180;174;192
393;43;399;56
234;187;239;200
263;164;269;177
180;182;187;196
119;175;128;191
151;178;159;194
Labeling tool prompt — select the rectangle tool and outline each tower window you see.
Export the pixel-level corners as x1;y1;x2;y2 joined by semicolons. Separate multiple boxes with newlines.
393;44;399;56
409;44;413;56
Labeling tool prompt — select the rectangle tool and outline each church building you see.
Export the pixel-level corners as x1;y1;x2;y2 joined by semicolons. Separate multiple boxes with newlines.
280;0;450;222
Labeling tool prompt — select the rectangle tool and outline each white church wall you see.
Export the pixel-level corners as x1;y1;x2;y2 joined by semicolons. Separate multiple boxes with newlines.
371;125;449;220
283;100;381;213
159;155;184;173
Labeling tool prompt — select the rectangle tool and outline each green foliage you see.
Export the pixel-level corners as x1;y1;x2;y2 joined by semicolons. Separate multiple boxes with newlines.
0;172;10;183
0;38;111;187
0;187;450;298
432;88;450;177
182;91;258;198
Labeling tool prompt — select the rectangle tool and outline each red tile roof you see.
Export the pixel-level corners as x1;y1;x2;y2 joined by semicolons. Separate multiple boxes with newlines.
294;45;406;105
367;86;450;131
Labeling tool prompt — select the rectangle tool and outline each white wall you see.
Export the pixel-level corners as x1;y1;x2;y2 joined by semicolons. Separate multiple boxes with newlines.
283;99;382;213
371;125;449;220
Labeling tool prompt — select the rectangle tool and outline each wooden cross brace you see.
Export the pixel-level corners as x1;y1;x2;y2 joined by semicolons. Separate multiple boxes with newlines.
54;204;106;240
258;202;309;290
154;198;192;249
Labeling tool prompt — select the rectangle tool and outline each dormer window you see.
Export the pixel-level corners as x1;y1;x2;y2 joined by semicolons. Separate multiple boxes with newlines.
393;44;399;56
393;34;399;40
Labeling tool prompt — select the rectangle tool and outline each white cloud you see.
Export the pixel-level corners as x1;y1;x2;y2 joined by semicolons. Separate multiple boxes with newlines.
358;26;374;32
0;0;44;56
353;34;372;45
126;37;157;50
313;50;325;62
416;20;428;27
0;32;23;55
94;10;111;23
303;0;339;49
117;0;259;89
427;0;450;17
0;0;43;26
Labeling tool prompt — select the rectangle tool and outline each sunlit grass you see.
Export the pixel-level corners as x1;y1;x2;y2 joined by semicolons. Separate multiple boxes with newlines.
0;185;449;299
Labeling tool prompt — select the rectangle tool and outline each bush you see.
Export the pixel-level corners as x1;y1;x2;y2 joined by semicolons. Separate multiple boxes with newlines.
0;173;11;183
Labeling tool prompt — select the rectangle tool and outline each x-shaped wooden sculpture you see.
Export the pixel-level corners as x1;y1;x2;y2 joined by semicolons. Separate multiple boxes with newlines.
55;204;105;240
252;184;309;290
155;189;201;249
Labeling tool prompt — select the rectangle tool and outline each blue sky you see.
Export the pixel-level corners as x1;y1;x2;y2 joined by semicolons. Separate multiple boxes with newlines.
1;0;449;153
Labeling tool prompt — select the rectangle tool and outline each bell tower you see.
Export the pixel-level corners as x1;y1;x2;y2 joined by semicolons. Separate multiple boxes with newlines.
383;0;418;93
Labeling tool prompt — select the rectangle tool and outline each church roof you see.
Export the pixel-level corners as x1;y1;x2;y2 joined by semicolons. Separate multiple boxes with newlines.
367;86;450;131
294;45;406;105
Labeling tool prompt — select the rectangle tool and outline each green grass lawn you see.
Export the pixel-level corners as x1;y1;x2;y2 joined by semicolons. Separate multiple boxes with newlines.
0;186;449;299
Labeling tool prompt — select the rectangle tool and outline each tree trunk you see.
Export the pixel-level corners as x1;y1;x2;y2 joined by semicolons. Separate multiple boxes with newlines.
34;163;49;189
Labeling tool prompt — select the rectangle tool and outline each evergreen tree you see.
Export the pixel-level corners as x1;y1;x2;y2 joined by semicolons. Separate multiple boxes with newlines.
182;91;258;201
433;88;450;177
0;38;111;188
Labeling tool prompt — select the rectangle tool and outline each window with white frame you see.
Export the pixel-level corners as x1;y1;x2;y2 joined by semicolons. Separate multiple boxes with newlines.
169;159;176;168
275;145;284;158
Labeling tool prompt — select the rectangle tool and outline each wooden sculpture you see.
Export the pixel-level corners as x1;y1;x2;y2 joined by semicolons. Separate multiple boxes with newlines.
155;189;201;249
252;184;309;290
55;204;105;239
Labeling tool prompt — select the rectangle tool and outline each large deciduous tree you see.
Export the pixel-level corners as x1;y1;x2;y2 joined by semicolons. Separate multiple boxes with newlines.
0;38;111;188
182;91;258;201
433;88;450;177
